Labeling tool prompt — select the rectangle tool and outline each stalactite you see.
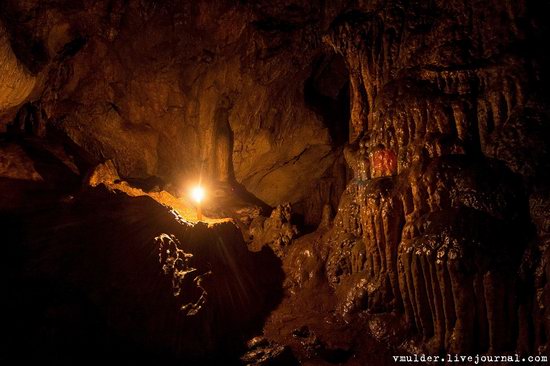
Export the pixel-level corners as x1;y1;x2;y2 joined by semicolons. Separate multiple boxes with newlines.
322;0;545;356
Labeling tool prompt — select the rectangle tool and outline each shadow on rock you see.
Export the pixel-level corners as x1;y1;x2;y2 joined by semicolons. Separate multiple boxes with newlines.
1;186;284;365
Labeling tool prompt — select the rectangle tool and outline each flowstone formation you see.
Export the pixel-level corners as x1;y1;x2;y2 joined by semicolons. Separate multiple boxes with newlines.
316;0;550;356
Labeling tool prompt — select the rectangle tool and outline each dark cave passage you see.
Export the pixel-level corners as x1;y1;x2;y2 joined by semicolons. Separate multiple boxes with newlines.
304;53;350;147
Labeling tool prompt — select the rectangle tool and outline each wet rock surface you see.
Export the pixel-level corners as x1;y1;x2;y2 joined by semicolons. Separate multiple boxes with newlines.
316;0;550;358
248;203;299;256
241;336;298;366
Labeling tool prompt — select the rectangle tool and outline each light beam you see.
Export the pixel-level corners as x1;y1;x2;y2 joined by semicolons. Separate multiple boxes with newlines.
191;185;205;220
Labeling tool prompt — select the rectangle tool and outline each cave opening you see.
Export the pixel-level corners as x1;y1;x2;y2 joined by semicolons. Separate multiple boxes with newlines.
1;0;550;365
304;52;351;147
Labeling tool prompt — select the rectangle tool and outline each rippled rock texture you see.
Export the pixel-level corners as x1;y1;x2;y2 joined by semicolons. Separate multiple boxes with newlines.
0;24;36;115
320;0;550;356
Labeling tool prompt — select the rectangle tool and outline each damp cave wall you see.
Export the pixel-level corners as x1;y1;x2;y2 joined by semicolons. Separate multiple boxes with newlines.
322;0;550;355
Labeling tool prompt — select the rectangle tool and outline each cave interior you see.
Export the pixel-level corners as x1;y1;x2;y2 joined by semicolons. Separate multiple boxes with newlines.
1;0;550;365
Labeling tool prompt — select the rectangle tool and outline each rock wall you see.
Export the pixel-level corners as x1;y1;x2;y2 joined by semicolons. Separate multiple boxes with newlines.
0;24;36;121
0;0;350;222
324;0;550;355
1;0;549;359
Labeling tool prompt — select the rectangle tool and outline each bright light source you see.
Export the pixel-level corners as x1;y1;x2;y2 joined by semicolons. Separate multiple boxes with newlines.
191;186;205;204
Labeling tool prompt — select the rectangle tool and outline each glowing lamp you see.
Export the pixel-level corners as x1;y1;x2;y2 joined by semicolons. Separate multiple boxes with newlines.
191;186;205;221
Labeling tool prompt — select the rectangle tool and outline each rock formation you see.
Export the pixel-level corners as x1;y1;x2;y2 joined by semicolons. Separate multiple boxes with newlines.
320;0;550;356
0;24;36;116
0;0;548;364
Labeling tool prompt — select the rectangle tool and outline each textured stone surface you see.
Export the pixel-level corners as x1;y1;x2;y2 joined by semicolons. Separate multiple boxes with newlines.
0;0;348;221
0;0;548;364
249;203;299;256
0;24;36;120
0;142;43;181
318;0;550;356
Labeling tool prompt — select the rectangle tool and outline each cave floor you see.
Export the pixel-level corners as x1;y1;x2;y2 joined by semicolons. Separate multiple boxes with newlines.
260;232;398;365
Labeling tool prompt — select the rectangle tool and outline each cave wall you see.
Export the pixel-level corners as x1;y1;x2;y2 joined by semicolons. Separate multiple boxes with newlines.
1;0;549;359
0;0;351;222
322;0;550;355
0;24;36;117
